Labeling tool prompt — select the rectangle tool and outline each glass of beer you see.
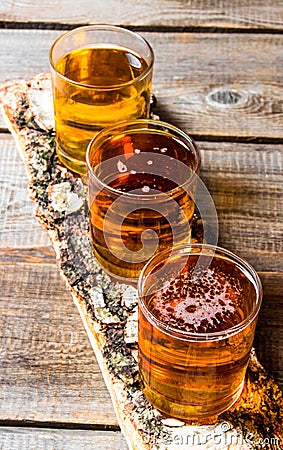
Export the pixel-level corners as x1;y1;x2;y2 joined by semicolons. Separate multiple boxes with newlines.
86;119;201;282
138;243;262;420
49;25;154;175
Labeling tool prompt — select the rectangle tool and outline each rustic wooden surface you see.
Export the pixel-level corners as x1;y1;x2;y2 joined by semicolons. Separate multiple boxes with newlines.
0;2;282;449
0;30;282;140
0;0;282;29
0;428;127;449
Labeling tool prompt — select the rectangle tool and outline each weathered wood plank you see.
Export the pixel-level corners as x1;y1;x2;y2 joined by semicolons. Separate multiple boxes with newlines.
0;427;128;450
0;247;56;264
0;262;119;426
0;134;51;249
199;141;283;272
151;33;283;140
0;0;282;30
254;272;283;388
1;134;282;272
0;30;282;139
0;261;282;436
1;75;282;449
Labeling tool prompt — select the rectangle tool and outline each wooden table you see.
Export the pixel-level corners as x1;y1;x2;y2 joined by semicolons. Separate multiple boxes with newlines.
0;2;282;449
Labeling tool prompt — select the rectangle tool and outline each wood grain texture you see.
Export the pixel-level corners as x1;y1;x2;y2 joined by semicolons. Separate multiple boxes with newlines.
0;247;55;264
0;259;281;417
255;272;283;388
1;134;281;272
0;1;282;447
0;0;282;29
0;30;282;139
0;134;51;249
0;72;282;448
0;262;119;426
151;33;283;140
0;131;282;424
198;141;283;272
0;427;127;450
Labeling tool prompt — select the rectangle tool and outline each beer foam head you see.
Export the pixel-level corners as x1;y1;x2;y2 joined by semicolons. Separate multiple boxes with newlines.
151;265;245;333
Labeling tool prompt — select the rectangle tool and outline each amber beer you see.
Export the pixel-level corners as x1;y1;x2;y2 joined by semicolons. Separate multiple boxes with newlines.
87;120;201;281
138;244;262;420
49;26;154;174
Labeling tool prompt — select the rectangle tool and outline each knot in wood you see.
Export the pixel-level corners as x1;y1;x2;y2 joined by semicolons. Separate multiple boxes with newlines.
208;88;242;106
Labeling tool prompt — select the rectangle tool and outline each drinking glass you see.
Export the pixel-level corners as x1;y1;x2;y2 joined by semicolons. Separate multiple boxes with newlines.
49;25;154;174
138;243;263;420
87;119;201;282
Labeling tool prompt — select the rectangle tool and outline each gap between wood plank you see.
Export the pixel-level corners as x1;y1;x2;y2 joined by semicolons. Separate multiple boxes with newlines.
1;128;282;145
0;419;120;432
190;135;283;145
0;22;282;34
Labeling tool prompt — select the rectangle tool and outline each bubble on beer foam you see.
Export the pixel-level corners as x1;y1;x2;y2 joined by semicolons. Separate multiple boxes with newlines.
152;267;243;333
117;160;127;173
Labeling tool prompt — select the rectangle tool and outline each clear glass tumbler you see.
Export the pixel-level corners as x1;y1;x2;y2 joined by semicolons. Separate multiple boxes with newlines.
49;25;154;174
87;119;201;282
138;243;262;420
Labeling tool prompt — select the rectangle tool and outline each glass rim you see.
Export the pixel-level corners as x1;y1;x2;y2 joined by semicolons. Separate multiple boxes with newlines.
86;118;201;200
49;24;154;90
138;243;263;342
